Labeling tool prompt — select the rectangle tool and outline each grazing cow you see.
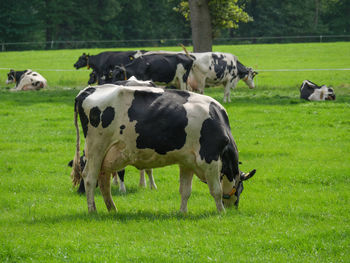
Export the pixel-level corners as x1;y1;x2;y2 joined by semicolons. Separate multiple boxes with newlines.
111;53;194;90
74;51;147;84
70;84;256;213
68;155;156;194
300;80;336;101
187;52;258;102
6;69;47;91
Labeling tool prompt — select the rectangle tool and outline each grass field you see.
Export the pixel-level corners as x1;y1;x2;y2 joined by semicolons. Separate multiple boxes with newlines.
0;43;349;262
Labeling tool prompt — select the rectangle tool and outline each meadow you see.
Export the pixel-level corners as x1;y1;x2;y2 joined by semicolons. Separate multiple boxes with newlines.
0;42;349;262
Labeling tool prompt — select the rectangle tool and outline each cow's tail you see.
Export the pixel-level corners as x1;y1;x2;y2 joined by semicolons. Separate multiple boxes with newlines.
70;101;82;187
180;44;192;59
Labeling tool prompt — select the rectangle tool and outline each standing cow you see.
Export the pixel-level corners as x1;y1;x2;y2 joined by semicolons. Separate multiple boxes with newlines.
70;84;255;213
187;52;258;102
300;80;336;101
111;53;194;91
6;69;47;91
74;51;147;84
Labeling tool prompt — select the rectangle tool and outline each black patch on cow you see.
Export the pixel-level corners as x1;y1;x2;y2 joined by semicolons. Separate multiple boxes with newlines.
212;54;227;80
237;61;249;79
128;89;189;154
120;125;126;134
199;102;229;163
227;61;236;75
199;102;239;181
101;107;115;128
75;87;96;137
89;107;101;127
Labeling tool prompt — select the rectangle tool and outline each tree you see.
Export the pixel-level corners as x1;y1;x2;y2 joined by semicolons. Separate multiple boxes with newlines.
188;0;213;52
176;0;252;52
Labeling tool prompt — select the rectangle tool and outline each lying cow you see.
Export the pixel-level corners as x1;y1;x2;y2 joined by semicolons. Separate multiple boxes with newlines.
187;52;258;102
111;53;194;91
74;51;147;85
68;155;156;194
70;84;256;213
6;69;47;91
300;80;336;101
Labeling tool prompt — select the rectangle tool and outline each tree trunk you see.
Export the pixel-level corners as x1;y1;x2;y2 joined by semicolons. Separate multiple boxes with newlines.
314;0;319;30
44;0;53;49
188;0;212;52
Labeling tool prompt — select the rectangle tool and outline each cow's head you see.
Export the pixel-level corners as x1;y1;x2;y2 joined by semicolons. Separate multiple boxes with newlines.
322;86;336;101
112;66;127;82
6;69;16;84
222;169;256;208
242;68;258;89
74;53;89;69
88;71;98;85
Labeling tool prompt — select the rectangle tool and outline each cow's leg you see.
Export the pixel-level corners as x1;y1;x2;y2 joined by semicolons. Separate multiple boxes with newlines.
112;171;119;186
223;82;231;103
116;170;126;193
145;169;157;189
204;167;225;212
98;171;117;212
139;169;147;188
83;160;101;213
179;166;194;213
224;78;239;103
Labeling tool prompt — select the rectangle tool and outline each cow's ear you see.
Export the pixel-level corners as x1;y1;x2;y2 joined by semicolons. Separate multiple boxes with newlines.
240;169;256;181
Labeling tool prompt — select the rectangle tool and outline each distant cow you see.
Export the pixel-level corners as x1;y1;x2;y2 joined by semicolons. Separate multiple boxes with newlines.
6;69;47;91
68;155;156;194
300;80;336;101
70;84;256;213
74;51;147;84
111;53;194;90
187;52;258;102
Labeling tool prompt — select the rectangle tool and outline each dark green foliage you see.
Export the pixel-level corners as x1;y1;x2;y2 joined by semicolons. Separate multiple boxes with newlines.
0;0;348;50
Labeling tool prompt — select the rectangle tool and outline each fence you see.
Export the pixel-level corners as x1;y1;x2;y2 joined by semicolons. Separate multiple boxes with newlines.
1;35;350;51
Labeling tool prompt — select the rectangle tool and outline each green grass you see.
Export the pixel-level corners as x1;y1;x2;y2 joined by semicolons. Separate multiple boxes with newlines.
0;43;349;262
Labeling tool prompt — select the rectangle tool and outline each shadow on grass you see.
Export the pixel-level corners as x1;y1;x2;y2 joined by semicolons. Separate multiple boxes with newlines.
24;208;219;225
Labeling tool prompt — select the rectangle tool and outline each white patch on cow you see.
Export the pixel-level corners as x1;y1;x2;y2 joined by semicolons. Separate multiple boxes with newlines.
10;70;47;92
308;85;330;101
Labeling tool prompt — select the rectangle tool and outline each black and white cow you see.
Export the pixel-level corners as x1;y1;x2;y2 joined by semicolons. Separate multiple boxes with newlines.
111;53;194;90
74;51;147;85
70;84;256;213
6;69;47;91
187;52;258;102
68;155;156;194
300;80;336;101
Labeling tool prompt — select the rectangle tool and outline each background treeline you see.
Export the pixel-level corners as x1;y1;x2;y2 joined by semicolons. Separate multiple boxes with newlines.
0;0;349;50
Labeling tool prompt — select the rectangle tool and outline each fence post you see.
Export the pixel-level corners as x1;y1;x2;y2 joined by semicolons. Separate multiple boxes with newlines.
2;43;4;52
51;40;54;49
320;35;323;42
